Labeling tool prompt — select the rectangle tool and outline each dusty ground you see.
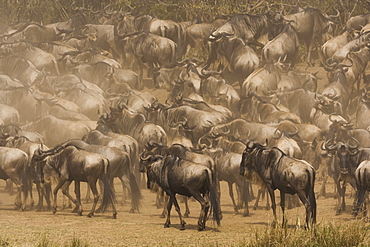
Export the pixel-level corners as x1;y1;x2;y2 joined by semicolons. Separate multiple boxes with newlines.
0;177;365;247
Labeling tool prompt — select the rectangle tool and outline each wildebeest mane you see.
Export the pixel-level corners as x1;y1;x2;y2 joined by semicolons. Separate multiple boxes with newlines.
228;14;267;39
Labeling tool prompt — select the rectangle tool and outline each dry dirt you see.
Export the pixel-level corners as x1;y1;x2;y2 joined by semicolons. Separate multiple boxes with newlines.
0;177;363;246
0;64;369;246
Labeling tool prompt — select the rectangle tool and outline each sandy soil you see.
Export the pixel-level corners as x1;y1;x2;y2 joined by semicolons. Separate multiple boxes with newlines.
0;177;363;246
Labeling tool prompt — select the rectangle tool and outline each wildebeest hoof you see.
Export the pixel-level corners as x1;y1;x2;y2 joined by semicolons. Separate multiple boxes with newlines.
87;212;93;217
243;212;249;217
113;213;117;219
72;207;79;213
180;225;186;231
164;223;170;228
184;213;189;218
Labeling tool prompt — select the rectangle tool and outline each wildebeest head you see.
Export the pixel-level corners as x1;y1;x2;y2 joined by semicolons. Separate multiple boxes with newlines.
322;137;359;175
138;149;163;173
31;145;63;183
326;114;353;142
239;140;267;180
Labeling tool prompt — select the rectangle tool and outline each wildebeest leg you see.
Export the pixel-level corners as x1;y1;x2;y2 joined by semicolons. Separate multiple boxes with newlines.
160;195;169;218
118;175;135;208
305;40;314;66
317;174;328;199
183;196;190;217
280;191;287;228
228;182;239;214
195;195;210;231
35;183;44;211
118;177;128;205
341;182;347;212
335;179;344;215
169;193;186;230
265;189;270;210
87;180;100;218
267;187;277;227
60;181;79;213
4;179;13;195
85;186;91;203
73;181;83;216
61;183;72;209
237;180;250;217
354;188;366;217
10;177;24;211
253;188;262;210
243;181;250;216
44;182;52;211
164;196;173;228
296;190;314;228
52;179;68;214
27;178;34;210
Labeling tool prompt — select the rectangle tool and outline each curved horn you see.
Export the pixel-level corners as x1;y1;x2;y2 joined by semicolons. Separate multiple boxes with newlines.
198;136;212;149
329;113;338;123
322;138;339;151
70;1;79;11
288;124;299;136
339;54;353;68
327;8;340;19
139;152;152;161
347;136;359;150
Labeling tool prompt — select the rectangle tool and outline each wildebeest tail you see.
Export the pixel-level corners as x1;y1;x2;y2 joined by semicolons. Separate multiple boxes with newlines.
307;168;317;224
207;169;221;227
129;172;142;212
99;159;117;213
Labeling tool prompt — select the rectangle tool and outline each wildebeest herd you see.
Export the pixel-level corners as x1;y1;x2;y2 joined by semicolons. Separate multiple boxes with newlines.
0;2;370;231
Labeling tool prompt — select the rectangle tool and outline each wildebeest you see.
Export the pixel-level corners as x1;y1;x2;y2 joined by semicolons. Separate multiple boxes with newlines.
32;144;117;218
204;34;259;87
320;31;353;64
356;87;370;130
204;148;250;216
283;7;339;65
321;138;370;215
345;13;370;33
115;31;179;77
59;139;141;212
262;22;299;66
185;18;227;57
353;160;370;216
21;115;91;147
0;147;29;211
239;141;316;227
139;153;221;231
210;11;278;47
